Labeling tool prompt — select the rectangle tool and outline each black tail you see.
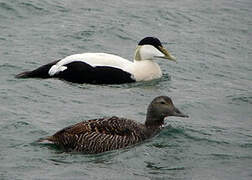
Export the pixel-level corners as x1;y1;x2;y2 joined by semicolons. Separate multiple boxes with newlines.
16;60;60;79
15;71;33;78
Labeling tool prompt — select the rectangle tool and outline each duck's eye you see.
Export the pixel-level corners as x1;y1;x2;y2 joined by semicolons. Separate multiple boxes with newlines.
160;101;166;105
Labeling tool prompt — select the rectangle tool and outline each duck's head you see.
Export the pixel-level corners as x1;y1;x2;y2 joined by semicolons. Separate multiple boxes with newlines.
134;37;176;61
145;96;188;127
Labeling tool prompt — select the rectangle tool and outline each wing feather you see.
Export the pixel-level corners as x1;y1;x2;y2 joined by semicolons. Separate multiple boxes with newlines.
49;116;146;153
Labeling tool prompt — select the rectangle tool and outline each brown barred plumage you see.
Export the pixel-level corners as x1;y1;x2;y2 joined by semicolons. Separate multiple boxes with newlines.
39;96;188;154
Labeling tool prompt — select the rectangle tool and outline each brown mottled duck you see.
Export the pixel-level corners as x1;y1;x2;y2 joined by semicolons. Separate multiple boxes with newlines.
39;96;188;153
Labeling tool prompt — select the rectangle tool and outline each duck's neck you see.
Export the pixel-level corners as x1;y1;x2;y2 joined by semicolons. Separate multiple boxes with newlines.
145;107;165;128
134;46;142;61
145;116;164;127
143;115;164;139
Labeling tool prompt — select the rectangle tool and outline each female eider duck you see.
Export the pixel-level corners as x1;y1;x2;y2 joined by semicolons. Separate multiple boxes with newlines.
39;96;188;153
16;37;176;84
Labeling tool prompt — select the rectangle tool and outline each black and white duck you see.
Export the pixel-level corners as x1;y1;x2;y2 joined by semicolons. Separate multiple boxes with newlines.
39;96;188;153
16;37;176;84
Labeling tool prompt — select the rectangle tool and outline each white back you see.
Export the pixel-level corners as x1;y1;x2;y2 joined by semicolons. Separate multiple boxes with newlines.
49;53;133;76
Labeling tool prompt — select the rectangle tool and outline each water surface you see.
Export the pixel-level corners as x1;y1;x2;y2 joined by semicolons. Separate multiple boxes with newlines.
0;0;251;179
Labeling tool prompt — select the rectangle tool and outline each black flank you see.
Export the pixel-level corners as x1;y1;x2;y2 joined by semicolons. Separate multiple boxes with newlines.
55;61;135;84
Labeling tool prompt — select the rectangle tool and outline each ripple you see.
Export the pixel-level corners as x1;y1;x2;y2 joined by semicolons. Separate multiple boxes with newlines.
240;143;252;148
209;152;252;160
184;131;230;145
0;63;19;69
160;125;186;136
227;94;252;105
65;30;96;41
20;2;45;12
160;125;231;146
1;121;30;132
0;2;15;11
0;2;21;19
145;161;185;171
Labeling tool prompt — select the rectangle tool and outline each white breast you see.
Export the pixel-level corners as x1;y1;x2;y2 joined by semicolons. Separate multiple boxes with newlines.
126;60;162;81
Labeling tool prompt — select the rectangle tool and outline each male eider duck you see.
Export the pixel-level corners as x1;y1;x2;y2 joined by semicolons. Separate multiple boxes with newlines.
16;37;176;84
39;96;188;153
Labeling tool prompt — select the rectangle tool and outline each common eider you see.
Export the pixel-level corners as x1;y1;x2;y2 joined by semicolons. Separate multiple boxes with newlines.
39;96;188;153
16;37;176;84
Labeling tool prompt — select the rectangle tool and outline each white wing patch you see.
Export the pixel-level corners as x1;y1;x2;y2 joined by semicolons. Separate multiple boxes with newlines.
49;65;68;76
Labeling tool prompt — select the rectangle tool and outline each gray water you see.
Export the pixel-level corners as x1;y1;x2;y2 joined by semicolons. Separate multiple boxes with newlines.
1;0;252;179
